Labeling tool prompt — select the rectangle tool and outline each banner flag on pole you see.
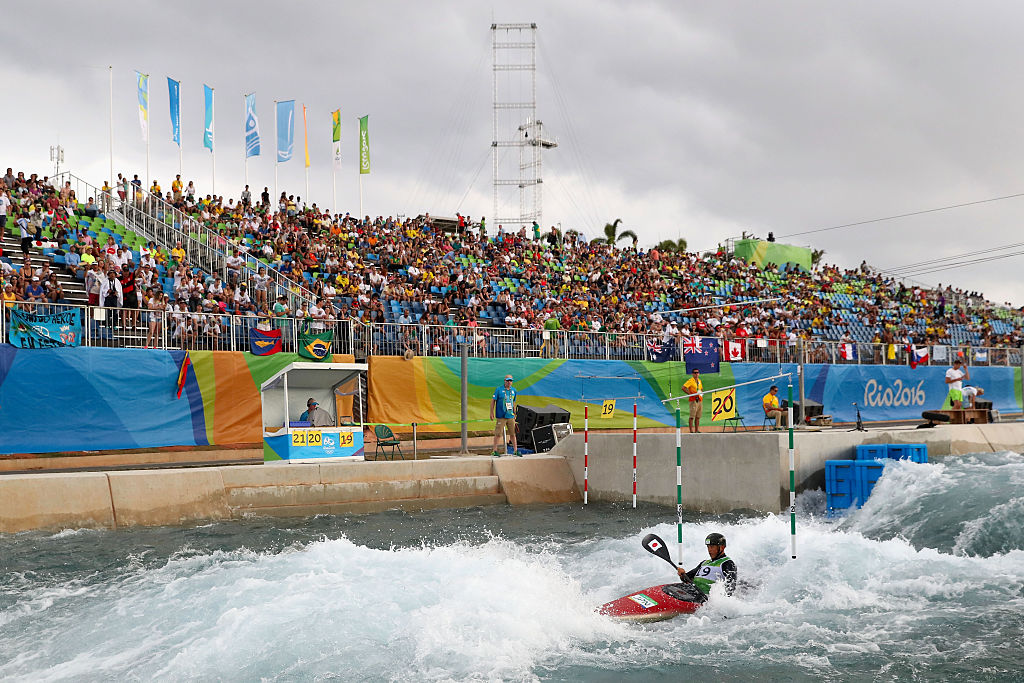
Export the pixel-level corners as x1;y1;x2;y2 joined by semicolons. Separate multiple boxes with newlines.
303;104;310;168
176;350;192;399
331;109;342;170
203;84;215;151
298;328;333;361
167;77;180;146
249;327;282;355
244;93;261;158
276;100;295;162
135;71;150;143
358;115;371;174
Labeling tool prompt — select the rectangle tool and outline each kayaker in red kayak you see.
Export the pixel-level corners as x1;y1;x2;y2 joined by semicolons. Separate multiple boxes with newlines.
677;532;737;597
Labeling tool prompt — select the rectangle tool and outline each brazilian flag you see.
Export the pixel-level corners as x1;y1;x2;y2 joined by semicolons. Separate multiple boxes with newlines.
298;328;333;361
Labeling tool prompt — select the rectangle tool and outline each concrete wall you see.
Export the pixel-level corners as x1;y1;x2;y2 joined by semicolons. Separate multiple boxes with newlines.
0;454;580;533
553;423;1024;514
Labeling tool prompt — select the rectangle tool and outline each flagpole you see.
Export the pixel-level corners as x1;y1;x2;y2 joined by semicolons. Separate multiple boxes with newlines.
211;87;216;195
303;104;310;204
145;75;150;192
243;95;248;186
108;65;113;190
273;100;278;207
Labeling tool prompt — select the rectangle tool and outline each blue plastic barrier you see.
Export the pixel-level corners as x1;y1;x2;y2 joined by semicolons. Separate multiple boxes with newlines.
887;443;928;463
855;459;887;503
855;444;887;460
826;460;857;513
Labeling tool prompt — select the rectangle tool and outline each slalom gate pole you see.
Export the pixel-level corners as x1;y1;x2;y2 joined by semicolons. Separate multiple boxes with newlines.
583;405;589;505
675;408;683;565
788;380;796;559
632;401;638;509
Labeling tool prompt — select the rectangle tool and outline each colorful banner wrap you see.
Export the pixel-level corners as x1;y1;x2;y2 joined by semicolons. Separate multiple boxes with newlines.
8;308;83;348
358;115;370;174
167;77;180;145
332;109;342;169
0;347;1018;455
367;357;1023;432
203;84;215;151
0;346;354;455
135;71;149;142
244;93;261;158
277;100;295;162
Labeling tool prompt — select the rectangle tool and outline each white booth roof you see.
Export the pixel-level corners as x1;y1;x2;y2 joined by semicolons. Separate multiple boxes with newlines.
260;362;369;393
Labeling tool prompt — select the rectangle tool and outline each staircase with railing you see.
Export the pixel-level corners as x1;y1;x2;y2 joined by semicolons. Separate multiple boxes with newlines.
51;173;316;313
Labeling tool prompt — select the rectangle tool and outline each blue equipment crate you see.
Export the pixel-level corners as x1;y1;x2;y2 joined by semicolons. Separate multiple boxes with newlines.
887;443;928;463
825;460;857;509
855;444;887;460
855;459;887;503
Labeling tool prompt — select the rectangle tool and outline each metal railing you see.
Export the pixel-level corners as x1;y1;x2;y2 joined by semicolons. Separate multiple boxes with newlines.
50;173;316;314
5;301;1021;366
1;301;356;355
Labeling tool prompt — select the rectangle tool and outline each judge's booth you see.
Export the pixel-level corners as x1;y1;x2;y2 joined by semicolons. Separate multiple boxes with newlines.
260;362;368;462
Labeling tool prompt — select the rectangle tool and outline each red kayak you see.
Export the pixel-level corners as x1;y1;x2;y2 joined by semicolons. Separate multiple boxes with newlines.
598;581;706;623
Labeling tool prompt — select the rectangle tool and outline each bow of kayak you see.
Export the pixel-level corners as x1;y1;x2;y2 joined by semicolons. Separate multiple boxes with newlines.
598;581;706;623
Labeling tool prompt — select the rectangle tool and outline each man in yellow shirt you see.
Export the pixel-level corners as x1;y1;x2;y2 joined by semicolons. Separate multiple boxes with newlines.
682;368;703;433
762;385;784;429
170;241;186;265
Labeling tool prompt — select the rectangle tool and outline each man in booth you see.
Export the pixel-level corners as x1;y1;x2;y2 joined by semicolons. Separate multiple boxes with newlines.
300;398;334;427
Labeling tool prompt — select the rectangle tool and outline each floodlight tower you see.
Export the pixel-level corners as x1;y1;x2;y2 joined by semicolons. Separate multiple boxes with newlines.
491;23;557;231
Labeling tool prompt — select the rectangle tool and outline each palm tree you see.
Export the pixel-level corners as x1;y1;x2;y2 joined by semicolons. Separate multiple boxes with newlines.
656;237;688;253
590;218;637;247
811;248;826;267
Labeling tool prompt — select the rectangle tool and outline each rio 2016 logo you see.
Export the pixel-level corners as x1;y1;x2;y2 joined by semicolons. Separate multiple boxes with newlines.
863;379;925;407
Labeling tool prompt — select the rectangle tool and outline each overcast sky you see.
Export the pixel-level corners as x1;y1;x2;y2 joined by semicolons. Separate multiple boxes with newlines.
4;1;1024;306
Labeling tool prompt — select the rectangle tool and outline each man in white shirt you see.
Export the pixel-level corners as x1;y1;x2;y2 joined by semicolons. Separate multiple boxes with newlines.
945;359;969;409
226;250;244;283
0;190;10;232
962;385;984;409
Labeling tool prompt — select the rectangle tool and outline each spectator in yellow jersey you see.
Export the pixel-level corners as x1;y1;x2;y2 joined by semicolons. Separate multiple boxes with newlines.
762;385;784;429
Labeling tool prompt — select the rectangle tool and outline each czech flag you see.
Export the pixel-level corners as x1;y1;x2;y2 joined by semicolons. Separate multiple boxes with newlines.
176;350;191;399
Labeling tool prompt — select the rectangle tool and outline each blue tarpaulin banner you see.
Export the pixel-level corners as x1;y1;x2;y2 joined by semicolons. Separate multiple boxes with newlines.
9;308;83;348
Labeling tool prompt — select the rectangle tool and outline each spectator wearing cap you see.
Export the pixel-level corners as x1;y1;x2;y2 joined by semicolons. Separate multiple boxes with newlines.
24;275;45;306
490;374;519;457
300;398;333;427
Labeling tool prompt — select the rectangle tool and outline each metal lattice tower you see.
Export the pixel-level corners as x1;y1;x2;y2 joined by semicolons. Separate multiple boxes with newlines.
491;23;557;230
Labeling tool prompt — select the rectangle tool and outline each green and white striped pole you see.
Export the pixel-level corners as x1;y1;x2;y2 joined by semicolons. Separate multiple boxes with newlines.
788;380;796;559
675;408;683;565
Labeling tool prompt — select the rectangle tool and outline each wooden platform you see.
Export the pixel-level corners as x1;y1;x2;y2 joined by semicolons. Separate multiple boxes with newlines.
931;408;989;424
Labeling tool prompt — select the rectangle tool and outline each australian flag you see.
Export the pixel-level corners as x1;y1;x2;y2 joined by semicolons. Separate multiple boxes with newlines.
682;336;720;374
647;337;677;363
249;327;282;355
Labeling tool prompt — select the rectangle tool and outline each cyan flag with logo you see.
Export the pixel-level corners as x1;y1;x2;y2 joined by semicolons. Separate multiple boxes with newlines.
167;77;180;145
203;84;214;151
245;93;261;158
276;100;295;162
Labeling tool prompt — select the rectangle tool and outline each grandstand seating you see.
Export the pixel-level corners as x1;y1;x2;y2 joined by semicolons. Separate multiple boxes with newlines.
2;168;1022;356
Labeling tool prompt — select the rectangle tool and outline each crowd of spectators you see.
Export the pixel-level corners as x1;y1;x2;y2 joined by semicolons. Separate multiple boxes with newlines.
3;165;1023;358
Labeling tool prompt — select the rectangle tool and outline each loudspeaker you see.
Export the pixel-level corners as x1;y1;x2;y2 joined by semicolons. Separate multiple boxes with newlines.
782;398;824;420
516;404;572;448
531;422;574;453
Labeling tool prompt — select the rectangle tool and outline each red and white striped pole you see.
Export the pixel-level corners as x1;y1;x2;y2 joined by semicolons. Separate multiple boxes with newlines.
583;405;589;505
632;401;638;508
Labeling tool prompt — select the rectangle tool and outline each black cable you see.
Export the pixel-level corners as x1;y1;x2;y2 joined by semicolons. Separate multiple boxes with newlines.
778;192;1024;239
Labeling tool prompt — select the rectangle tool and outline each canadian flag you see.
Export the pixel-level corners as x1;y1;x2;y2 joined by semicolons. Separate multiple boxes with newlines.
727;340;744;361
839;343;855;360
